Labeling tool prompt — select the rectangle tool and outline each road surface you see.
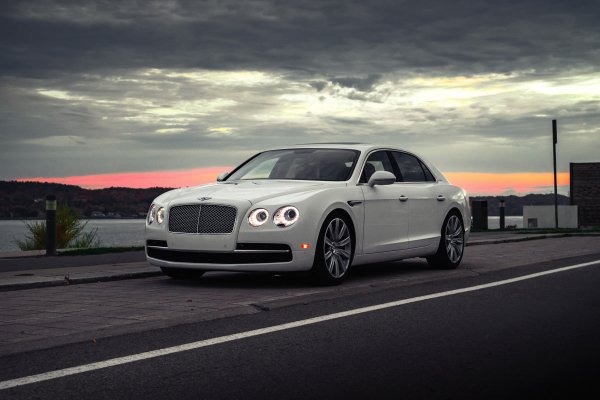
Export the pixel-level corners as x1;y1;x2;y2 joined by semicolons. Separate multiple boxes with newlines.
1;250;599;399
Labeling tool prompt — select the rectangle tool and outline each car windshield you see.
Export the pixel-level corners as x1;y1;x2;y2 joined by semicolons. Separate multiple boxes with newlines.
225;149;360;181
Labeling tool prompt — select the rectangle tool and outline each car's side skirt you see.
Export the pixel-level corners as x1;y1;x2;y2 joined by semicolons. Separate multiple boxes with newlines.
352;244;438;266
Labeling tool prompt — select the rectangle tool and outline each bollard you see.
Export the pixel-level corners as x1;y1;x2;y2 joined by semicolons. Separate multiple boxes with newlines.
471;200;488;230
499;199;505;230
46;195;57;256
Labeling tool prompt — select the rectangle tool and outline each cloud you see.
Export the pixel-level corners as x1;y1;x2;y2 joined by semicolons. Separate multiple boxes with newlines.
0;0;599;192
2;0;599;77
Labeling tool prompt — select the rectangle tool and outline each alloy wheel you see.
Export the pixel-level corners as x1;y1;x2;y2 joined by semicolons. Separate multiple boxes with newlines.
445;215;464;263
323;217;352;278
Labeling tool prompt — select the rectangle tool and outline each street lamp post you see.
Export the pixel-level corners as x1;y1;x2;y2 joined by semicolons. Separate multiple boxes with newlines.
46;195;57;256
552;120;558;229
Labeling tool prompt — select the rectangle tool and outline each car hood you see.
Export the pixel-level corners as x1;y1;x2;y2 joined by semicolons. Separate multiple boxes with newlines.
156;180;329;205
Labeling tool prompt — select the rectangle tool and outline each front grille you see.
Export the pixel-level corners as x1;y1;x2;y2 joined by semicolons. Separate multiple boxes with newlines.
169;205;200;233
169;204;237;234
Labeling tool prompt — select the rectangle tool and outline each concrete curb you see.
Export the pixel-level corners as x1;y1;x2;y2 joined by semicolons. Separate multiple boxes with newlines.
467;232;600;247
0;270;163;292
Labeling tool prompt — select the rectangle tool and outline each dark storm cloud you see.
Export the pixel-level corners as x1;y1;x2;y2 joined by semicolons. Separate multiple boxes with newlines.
1;0;599;79
1;0;599;185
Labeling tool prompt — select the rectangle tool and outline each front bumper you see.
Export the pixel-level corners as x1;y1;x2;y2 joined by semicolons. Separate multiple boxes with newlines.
145;242;315;272
146;199;319;272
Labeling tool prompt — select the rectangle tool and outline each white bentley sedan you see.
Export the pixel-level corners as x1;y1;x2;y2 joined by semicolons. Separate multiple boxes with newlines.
146;143;470;285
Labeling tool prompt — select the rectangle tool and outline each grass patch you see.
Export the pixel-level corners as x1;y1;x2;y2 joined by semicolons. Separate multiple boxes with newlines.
17;205;100;250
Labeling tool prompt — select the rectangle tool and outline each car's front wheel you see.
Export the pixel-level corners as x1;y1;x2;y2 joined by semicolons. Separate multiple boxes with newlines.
312;214;354;285
427;211;465;269
160;267;205;279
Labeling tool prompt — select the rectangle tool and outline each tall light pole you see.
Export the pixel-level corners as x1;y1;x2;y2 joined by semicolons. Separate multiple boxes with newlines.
552;119;558;229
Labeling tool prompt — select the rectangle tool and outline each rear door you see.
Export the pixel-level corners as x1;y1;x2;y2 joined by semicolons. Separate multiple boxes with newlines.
390;151;444;249
360;151;409;253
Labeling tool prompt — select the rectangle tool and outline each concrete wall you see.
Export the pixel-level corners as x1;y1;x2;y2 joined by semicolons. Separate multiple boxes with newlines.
570;163;600;228
523;205;578;229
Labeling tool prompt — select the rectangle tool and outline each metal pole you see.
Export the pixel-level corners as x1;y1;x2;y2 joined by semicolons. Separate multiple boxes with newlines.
46;195;57;256
552;120;558;229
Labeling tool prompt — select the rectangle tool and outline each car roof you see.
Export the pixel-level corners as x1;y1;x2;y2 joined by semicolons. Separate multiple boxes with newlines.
282;143;400;152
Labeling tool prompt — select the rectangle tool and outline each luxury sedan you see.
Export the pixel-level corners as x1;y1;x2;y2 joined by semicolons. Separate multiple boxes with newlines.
146;143;470;285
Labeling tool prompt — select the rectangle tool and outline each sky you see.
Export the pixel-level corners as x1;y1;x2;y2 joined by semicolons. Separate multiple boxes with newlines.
1;0;599;195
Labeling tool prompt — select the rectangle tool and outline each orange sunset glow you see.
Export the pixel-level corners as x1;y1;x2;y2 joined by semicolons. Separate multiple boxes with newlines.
19;168;570;195
445;172;570;195
18;167;233;189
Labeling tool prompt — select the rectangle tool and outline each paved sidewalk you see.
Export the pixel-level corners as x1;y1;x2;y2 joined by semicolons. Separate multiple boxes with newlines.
0;250;145;272
467;231;600;245
0;262;160;291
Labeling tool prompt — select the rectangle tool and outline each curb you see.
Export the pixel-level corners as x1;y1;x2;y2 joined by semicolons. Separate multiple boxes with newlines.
0;270;163;292
467;232;600;247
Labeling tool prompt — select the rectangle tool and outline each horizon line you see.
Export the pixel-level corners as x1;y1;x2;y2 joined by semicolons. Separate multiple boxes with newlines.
9;168;571;197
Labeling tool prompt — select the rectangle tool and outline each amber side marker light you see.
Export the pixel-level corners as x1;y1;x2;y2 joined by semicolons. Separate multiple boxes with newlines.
301;243;310;249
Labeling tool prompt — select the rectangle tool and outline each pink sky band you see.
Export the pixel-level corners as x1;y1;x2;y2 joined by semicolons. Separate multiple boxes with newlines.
16;168;570;196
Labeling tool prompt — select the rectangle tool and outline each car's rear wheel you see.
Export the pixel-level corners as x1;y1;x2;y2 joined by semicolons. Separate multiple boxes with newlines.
427;211;465;269
312;214;354;285
160;267;205;279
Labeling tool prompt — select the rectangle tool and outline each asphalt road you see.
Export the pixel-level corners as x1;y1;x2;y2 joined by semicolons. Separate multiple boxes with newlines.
1;255;599;399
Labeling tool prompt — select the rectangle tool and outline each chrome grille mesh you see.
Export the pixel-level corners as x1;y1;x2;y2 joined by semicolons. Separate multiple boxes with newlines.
168;204;237;234
168;205;200;233
198;205;237;234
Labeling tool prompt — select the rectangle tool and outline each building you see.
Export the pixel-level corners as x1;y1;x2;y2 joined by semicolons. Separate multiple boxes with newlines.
523;205;578;229
570;162;600;228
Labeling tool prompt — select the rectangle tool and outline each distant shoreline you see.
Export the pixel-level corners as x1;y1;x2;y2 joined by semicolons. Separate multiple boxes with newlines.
1;180;570;220
0;217;146;221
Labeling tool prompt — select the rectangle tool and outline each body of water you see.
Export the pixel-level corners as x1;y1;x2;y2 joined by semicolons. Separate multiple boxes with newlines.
0;216;525;252
487;216;523;229
0;219;146;252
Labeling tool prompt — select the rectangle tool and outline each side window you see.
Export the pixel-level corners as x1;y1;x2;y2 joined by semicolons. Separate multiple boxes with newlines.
392;152;427;182
420;161;437;182
360;151;395;183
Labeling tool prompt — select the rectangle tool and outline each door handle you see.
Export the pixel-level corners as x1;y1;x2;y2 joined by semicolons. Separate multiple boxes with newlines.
399;195;408;202
436;195;446;201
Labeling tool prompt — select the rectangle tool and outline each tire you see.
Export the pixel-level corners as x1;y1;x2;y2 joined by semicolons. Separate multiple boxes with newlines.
160;267;205;279
311;214;354;285
427;211;465;270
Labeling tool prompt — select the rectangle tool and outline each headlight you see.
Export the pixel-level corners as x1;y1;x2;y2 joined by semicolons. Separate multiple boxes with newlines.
249;208;269;227
157;207;165;224
147;204;156;224
273;206;299;227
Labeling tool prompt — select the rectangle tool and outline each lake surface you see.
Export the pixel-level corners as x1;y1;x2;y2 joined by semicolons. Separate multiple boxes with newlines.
0;216;525;252
488;216;523;229
0;219;146;252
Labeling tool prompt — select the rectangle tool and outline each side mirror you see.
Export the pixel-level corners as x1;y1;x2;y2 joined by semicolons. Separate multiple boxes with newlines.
368;171;396;187
216;172;229;182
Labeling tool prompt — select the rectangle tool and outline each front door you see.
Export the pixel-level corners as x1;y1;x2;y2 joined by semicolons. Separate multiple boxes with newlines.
360;151;410;254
